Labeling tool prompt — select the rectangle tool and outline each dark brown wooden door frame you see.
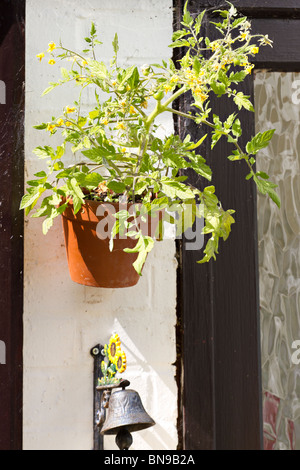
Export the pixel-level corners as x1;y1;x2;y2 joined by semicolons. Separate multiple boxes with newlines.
0;0;25;450
175;0;300;450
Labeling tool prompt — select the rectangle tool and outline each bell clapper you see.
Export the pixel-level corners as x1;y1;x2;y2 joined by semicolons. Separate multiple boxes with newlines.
116;428;133;451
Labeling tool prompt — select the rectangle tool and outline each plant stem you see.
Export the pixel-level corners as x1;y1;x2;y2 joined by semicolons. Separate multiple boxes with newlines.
165;106;255;175
162;86;186;109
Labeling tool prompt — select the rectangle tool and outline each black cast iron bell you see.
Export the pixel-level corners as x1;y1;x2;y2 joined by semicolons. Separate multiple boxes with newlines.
97;379;155;450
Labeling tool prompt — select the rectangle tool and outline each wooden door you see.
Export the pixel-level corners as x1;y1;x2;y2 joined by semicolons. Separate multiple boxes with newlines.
175;0;300;450
0;0;25;450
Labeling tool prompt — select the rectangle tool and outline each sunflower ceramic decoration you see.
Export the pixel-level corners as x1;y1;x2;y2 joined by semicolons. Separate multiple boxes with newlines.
98;333;127;386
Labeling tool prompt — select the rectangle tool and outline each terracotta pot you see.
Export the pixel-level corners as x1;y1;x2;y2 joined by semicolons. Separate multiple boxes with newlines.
61;200;162;288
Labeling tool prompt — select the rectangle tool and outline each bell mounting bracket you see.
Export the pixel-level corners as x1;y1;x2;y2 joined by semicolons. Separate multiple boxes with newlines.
91;343;131;450
90;343;106;451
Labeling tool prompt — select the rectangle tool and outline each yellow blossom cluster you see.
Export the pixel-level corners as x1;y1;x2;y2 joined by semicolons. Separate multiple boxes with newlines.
210;41;220;52
36;42;57;65
47;119;72;133
183;68;208;103
116;121;126;130
46;107;75;133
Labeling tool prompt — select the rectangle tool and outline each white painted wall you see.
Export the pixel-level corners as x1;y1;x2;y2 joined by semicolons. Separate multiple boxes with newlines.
24;0;177;450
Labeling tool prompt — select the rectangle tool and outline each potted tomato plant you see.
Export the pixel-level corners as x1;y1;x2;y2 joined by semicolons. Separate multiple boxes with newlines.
21;2;278;288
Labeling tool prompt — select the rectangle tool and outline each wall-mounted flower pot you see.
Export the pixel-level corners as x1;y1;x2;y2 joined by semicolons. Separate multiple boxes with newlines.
61;200;162;288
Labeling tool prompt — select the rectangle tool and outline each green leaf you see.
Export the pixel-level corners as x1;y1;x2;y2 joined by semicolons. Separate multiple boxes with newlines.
90;22;97;36
232;17;247;29
233;92;254;112
232;118;242;137
195;10;206;35
127;66;139;89
211;80;226;97
246;129;275;155
267;188;281;208
67;178;85;214
197;237;218;264
172;29;188;41
89;109;100;120
224;113;236;130
188;154;212;181
112;33;119;54
218;70;230;88
61;67;69;79
186;134;207;150
33;146;55;159
182;1;194;27
42;216;55;235
87;59;108;79
124;235;154;275
220;211;235;241
34;171;47;178
75;172;103;189
20;190;41;210
193;57;201;76
162;153;188;169
211;130;223;149
107;181;126;193
42;84;59;96
227;150;243;161
33;123;48;130
169;38;191;48
121;65;139;88
230;70;247;83
254;175;281;207
256;171;270;180
161;179;195;200
82;148;104;163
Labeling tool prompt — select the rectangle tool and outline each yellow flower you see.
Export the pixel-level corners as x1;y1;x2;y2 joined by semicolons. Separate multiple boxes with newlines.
129;105;137;115
170;75;179;83
47;42;56;53
245;65;254;75
81;60;88;67
108;334;121;364
66;106;76;114
48;59;56;65
121;147;126;153
210;41;220;51
56;118;64;126
65;121;72;127
223;56;233;66
194;90;208;102
240;32;248;41
36;53;45;62
111;80;117;87
47;123;56;133
116;122;126;130
115;350;127;373
100;117;109;125
141;99;148;109
251;46;259;55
